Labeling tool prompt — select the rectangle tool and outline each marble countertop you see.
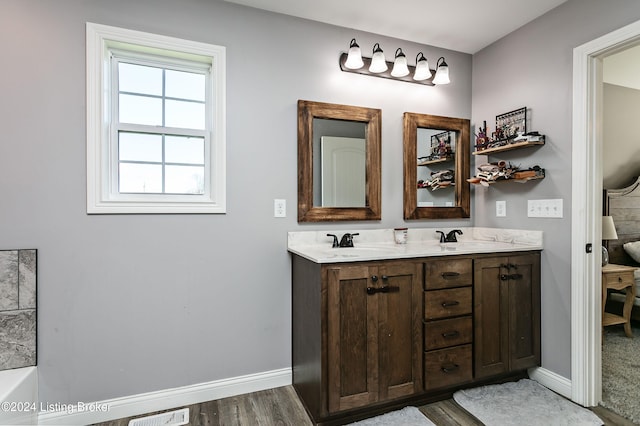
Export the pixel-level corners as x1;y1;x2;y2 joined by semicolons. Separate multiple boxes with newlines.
288;227;543;264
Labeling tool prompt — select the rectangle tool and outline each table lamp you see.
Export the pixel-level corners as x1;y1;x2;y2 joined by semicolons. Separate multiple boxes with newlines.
602;216;618;266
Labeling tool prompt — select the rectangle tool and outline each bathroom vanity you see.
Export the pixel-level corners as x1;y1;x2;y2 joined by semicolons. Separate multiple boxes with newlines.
289;228;542;425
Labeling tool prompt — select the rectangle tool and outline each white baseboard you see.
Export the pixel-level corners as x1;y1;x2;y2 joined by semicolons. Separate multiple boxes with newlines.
38;367;292;425
528;366;572;400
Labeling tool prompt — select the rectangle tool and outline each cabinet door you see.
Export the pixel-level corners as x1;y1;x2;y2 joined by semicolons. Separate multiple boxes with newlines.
327;265;379;413
377;262;423;401
474;253;541;379
474;256;510;378
508;253;541;371
326;262;422;413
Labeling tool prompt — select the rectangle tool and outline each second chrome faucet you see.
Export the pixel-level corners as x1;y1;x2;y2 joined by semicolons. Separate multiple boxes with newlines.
327;233;360;248
436;229;463;243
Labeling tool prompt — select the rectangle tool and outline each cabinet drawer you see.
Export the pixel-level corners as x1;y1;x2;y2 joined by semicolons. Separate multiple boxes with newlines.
603;271;635;289
424;344;472;390
424;287;472;320
424;316;472;350
425;258;472;290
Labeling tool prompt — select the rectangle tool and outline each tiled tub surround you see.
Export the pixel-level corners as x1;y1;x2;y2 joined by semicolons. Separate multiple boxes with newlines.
288;227;543;263
0;250;36;370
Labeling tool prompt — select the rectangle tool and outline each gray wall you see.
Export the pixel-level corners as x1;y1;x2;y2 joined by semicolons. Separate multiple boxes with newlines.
472;0;640;378
603;83;640;189
0;0;471;404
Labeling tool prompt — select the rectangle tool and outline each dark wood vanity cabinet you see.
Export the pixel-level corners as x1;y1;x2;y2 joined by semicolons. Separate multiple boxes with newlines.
292;251;541;425
473;253;541;379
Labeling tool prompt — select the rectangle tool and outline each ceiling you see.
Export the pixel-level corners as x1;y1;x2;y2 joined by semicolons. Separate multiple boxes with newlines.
222;0;569;54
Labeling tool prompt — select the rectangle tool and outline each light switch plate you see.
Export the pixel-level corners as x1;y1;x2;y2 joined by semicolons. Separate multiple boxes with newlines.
496;200;506;217
528;199;563;218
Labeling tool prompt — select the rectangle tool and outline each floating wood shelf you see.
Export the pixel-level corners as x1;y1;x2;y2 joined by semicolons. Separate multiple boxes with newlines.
473;139;545;156
418;157;453;166
468;174;545;186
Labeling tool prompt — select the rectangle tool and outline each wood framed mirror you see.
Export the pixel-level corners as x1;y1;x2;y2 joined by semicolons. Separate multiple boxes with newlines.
403;112;470;219
298;100;381;222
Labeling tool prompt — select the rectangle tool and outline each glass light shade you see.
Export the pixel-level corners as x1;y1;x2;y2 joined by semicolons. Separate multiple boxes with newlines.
369;43;387;73
391;48;409;77
344;38;364;70
432;57;450;85
413;53;432;81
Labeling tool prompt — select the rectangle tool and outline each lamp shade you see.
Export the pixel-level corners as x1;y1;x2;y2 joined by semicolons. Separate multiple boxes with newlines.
344;38;364;70
369;43;388;73
602;216;618;240
432;57;450;85
391;48;409;77
413;53;432;81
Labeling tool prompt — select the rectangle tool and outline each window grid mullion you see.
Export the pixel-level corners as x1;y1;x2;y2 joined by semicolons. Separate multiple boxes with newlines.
117;123;207;138
162;69;166;194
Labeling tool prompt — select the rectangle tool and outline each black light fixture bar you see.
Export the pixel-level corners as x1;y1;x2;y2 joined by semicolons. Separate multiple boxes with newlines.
339;52;436;86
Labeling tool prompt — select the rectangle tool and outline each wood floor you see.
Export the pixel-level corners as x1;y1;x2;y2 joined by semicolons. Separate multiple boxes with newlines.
92;385;632;426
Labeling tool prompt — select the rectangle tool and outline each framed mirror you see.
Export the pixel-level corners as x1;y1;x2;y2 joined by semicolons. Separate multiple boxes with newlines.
298;100;381;222
403;113;470;219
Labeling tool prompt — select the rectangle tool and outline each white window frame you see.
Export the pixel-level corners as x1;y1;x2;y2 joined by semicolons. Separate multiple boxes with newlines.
86;22;226;214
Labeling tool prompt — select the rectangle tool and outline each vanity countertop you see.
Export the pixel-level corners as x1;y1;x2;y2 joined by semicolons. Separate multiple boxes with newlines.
288;227;543;264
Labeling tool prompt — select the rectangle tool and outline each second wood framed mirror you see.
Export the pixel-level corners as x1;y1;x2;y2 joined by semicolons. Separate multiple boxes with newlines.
403;112;470;219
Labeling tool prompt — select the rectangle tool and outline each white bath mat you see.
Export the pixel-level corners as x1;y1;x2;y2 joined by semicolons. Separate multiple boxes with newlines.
453;379;603;426
347;406;435;426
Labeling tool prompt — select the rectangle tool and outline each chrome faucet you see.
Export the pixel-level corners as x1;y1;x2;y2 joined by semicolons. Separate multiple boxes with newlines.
436;229;463;243
445;229;463;242
339;233;359;247
327;234;339;248
327;233;360;248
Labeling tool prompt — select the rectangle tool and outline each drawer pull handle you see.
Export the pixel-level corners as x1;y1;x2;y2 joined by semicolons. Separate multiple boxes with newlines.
501;273;523;281
442;331;460;338
366;286;400;295
441;364;459;373
441;300;460;308
441;272;460;279
619;277;623;282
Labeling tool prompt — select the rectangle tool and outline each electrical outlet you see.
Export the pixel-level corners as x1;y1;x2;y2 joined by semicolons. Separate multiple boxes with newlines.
274;199;286;217
496;200;506;217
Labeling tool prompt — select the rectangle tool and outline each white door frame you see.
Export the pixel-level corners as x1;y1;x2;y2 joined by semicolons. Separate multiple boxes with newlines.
572;19;640;406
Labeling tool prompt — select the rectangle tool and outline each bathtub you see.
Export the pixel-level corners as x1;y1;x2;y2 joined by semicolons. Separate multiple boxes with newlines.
0;367;38;425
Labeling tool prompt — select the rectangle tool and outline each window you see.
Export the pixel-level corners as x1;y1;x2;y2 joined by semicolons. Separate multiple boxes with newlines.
86;23;226;213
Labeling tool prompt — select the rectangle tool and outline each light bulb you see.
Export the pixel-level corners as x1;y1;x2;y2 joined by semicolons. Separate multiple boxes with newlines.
413;52;432;81
344;38;364;70
369;43;387;73
432;57;450;85
391;48;409;77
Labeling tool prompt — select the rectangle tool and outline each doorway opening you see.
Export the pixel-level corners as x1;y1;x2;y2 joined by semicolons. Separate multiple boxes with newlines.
572;19;640;407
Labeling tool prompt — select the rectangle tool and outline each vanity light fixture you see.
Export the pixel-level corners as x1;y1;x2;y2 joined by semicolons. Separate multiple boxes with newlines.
338;39;450;86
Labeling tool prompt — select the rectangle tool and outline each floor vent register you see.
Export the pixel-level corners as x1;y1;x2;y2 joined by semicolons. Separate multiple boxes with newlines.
128;408;189;426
